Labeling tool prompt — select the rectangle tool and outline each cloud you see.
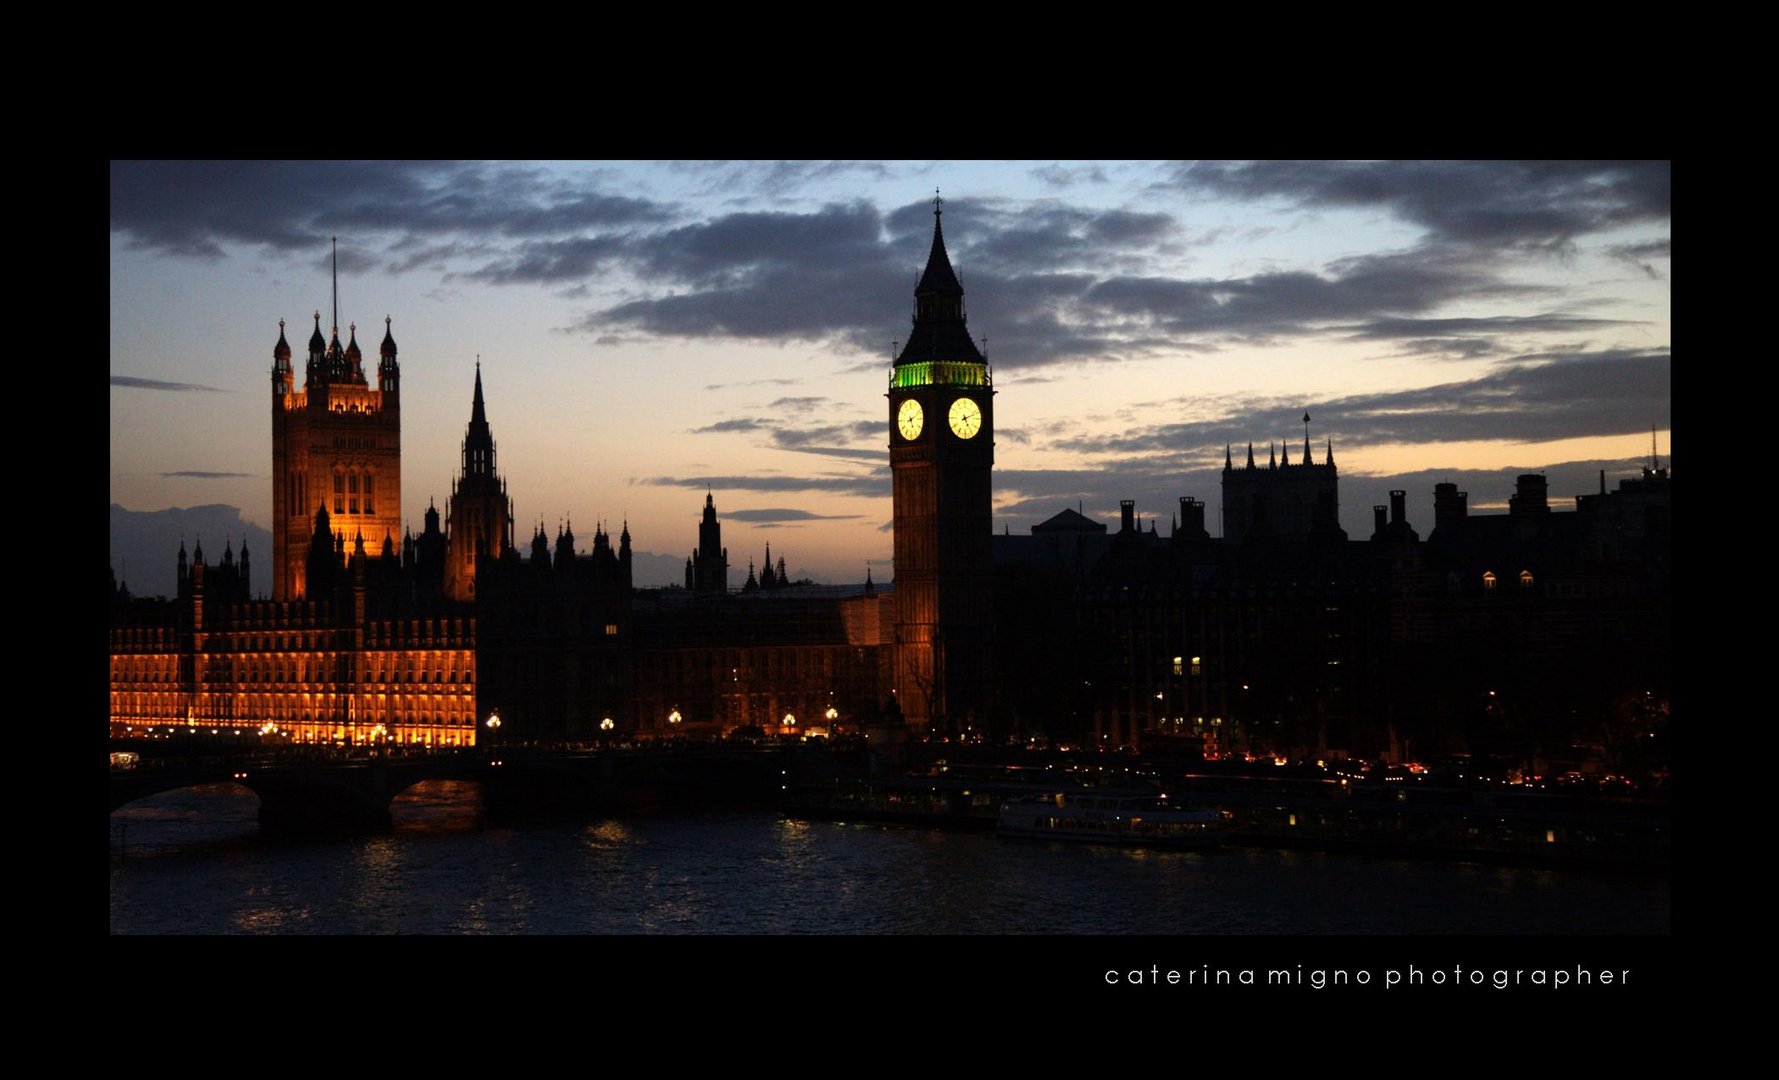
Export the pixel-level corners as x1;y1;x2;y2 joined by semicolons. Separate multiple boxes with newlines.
638;472;888;498
110;161;676;260
668;160;899;199
1341;314;1634;341
114;164;1668;379
705;377;799;391
691;405;884;461
161;471;253;479
1041;347;1670;457
691;417;768;434
1083;249;1530;339
722;508;865;523
1031;163;1110;187
1608;237;1671;280
111;375;227;393
1173;160;1670;249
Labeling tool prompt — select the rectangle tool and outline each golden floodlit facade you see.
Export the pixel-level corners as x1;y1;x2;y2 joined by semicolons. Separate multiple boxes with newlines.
109;299;479;748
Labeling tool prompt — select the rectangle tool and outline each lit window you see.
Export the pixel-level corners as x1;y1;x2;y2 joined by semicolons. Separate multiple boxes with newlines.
1482;571;1497;591
1519;569;1534;589
1190;655;1202;675
364;473;375;515
1172;656;1183;676
605;624;619;636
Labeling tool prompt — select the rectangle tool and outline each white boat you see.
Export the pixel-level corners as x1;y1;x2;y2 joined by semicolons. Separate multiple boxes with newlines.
997;791;1223;849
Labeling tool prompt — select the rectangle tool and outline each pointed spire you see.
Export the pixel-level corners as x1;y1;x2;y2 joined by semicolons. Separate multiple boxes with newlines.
1246;442;1255;469
1225;444;1233;470
1303;411;1312;464
1281;439;1291;467
1268;443;1276;469
274;319;291;362
460;362;496;479
916;189;964;298
345;322;362;361
896;189;982;367
331;236;339;335
1325;438;1334;467
380;315;398;358
308;311;326;354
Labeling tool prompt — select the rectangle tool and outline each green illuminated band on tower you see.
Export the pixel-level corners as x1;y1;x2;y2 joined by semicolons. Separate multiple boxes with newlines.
890;361;990;389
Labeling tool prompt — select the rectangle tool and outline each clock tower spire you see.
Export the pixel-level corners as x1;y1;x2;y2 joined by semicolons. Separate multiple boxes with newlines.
888;193;994;734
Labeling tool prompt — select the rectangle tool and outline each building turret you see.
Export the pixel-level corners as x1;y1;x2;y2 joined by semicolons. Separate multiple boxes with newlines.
305;505;338;598
378;317;399;394
1510;474;1550;516
272;254;402;600
444;363;513;601
692;490;730;595
556;520;577;568
273;320;293;397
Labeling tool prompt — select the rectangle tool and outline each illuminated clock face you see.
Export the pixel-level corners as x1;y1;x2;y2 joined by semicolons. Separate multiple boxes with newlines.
897;398;924;440
948;397;983;439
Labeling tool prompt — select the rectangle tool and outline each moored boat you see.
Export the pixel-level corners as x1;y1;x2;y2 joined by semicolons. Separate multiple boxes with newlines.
997;790;1223;849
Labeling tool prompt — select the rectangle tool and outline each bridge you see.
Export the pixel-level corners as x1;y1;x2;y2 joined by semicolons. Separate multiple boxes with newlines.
110;743;798;832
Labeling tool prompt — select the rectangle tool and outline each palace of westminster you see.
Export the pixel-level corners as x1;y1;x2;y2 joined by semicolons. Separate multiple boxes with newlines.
109;208;1671;762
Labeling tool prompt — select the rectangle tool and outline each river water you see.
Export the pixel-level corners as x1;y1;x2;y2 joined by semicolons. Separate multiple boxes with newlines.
108;781;1669;936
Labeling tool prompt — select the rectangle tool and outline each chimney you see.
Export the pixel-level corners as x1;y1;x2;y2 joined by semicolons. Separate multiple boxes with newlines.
1180;497;1206;538
1510;474;1549;516
1120;500;1135;533
1390;489;1407;525
1434;483;1467;531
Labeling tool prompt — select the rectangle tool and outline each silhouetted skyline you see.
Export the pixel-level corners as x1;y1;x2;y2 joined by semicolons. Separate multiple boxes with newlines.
110;161;1670;593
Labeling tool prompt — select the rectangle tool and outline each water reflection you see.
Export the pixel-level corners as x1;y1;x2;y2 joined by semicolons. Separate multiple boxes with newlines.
110;807;1670;936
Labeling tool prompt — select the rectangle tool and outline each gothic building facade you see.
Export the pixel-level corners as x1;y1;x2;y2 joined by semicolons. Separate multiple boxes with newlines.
1220;422;1345;544
271;313;403;601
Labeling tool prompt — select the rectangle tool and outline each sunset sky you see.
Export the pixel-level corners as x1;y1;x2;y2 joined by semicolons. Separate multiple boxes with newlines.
109;160;1670;590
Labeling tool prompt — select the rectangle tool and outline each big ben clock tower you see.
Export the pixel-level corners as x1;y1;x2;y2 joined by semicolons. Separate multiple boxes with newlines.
889;194;993;732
